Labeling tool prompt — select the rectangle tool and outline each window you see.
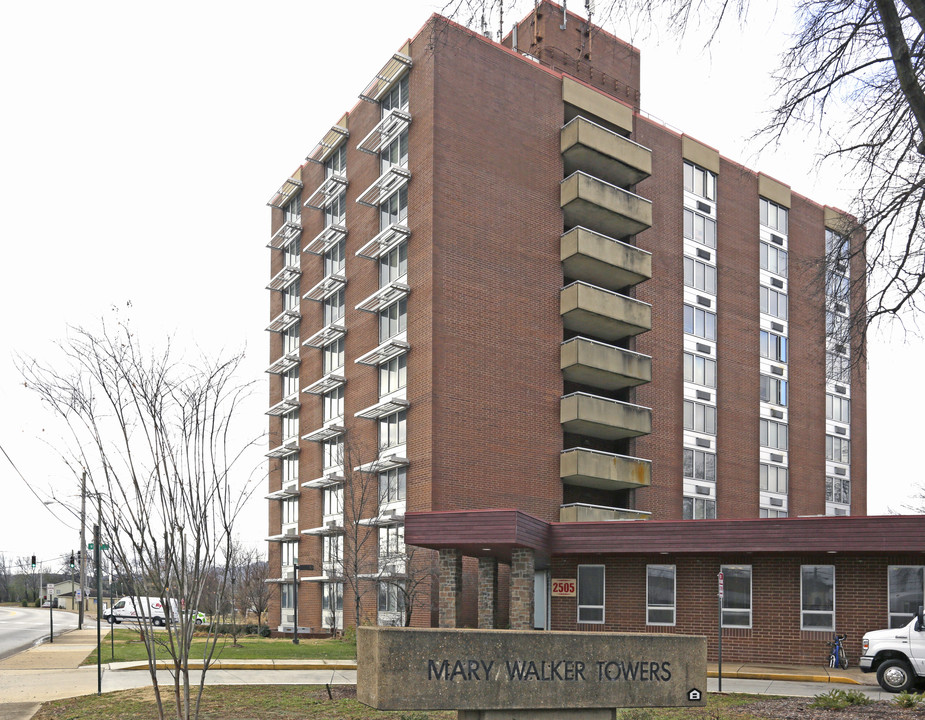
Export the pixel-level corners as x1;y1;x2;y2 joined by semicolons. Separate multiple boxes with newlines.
378;582;405;616
577;565;605;624
683;448;716;482
381;130;408;172
322;484;343;517
826;352;850;383
379;242;408;286
282;497;298;525
323;337;345;375
380;186;408;229
379;466;407;504
801;565;835;630
325;144;346;178
760;198;789;234
826;476;850;504
282;367;299;397
826;228;849;268
282;278;300;312
683;208;716;248
760;331;787;363
760;419;788;451
683;256;717;295
683;352;716;388
321;583;343;622
380;525;405;559
826;394;850;423
760;375;788;406
281;583;294;611
323;386;344;423
683;304;716;341
284;237;300;267
324;240;345;277
682;496;716;519
760;463;788;494
285;193;301;224
721;565;752;628
379;297;408;342
281;456;298;486
283;322;300;354
760;243;788;277
888;566;925;628
647;565;676;625
379;354;407;397
323;288;345;326
281;409;298;441
322;437;343;469
684;400;716;435
282;541;295;569
683;161;716;201
325;190;345;227
381;73;409;114
379;410;407;450
826;271;849;304
760;507;788;518
759;286;788;320
322;535;343;567
826;435;850;464
826;309;848;339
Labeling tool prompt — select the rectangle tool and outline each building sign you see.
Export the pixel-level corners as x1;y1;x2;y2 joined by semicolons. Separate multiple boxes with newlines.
357;627;707;711
551;578;577;597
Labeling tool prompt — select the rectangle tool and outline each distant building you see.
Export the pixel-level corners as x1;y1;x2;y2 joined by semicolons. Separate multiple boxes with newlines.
264;1;922;664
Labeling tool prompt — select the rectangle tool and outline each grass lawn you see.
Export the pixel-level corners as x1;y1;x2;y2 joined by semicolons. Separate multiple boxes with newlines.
83;630;357;665
32;687;770;720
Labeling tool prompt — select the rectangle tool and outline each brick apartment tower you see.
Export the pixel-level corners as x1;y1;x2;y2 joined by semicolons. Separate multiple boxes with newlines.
264;2;866;633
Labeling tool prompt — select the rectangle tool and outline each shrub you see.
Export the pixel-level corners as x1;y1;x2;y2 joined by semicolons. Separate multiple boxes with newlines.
893;691;924;708
258;625;271;638
810;689;873;709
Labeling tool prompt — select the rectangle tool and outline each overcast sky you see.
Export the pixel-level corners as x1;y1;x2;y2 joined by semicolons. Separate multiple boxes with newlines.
1;0;920;568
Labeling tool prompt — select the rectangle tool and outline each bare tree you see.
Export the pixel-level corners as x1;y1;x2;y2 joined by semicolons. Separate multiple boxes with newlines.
20;322;259;720
0;554;11;603
236;547;270;632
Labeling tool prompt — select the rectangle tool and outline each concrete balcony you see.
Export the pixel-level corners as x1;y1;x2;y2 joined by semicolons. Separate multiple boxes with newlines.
559;503;651;522
561;117;652;188
561;226;651;292
560;281;651;342
561;337;651;391
560;448;651;491
560;392;651;440
561;172;652;240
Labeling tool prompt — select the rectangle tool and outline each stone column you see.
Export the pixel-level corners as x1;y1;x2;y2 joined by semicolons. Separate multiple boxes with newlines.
438;548;463;628
477;556;499;629
509;547;535;630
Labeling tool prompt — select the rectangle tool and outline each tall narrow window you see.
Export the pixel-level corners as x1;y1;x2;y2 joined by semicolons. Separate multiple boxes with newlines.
380;186;408;229
683;400;716;435
379;410;407;450
646;565;676;625
683;162;716;201
379;354;407;396
760;198;789;233
801;565;835;630
322;337;345;375
577;565;605;624
323;288;345;326
721;565;752;628
379;242;408;286
683;209;716;248
379;298;408;342
379;467;407;504
683;448;716;482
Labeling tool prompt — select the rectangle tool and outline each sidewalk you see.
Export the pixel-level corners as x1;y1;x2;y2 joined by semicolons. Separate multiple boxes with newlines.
0;628;887;720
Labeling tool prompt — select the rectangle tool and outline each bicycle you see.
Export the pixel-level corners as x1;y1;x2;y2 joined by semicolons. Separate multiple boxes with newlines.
827;632;848;669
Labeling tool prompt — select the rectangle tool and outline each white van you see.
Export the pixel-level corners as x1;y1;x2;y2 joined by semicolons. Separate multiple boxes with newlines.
103;596;178;627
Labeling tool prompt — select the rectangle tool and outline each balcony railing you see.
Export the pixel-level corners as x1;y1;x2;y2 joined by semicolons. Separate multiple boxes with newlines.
560;447;651;491
561;171;652;240
560;336;651;391
559;503;651;522
561;116;652;188
560;392;652;440
561;226;651;292
560;281;651;341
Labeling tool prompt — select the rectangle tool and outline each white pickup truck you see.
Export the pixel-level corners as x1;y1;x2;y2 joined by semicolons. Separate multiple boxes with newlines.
860;607;925;692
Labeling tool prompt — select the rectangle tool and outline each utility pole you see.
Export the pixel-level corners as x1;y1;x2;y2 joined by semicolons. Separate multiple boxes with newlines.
78;469;87;630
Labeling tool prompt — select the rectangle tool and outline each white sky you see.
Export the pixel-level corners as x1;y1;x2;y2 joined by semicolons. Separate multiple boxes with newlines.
1;0;920;567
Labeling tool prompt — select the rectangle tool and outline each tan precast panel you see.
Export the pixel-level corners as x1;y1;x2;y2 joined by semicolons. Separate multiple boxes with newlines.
758;173;791;208
562;76;633;133
681;135;720;175
824;206;854;233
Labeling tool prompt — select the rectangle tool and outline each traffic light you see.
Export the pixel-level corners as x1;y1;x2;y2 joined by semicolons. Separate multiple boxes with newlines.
77;549;81;564
69;554;75;569
30;555;36;569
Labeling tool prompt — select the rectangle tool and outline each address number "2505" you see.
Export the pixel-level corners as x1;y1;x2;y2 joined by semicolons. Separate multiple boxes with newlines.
551;579;576;597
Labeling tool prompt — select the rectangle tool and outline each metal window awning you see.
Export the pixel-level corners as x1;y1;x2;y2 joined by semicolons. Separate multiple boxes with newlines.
301;423;346;443
358;108;412;155
358;510;405;527
304;174;348;210
355;397;409;420
356;166;410;208
301;573;344;583
306;124;349;165
303;223;347;256
266;394;300;417
265;487;301;500
354;454;409;474
266;308;300;333
265;532;300;543
302;323;346;348
303;273;346;302
266;349;300;375
302;472;344;489
266;265;301;292
265;438;300;459
302;373;346;395
267;176;304;208
302;521;345;537
355;281;410;313
267;221;302;250
356;223;410;260
360;52;412;103
355;338;409;367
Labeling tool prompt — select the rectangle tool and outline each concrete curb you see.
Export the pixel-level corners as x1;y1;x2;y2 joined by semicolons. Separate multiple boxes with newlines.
708;669;860;685
110;660;359;672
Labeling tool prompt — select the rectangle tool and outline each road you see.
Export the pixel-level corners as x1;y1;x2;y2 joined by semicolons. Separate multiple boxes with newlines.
0;607;79;660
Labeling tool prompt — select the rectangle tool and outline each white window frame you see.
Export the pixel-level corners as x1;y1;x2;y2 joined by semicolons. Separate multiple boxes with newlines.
683;208;716;248
801;565;835;631
577;564;605;624
721;565;752;628
684;352;716;388
760;463;789;494
888;566;925;629
683;304;716;341
683;495;716;519
683;448;716;482
760;419;788;451
683;256;717;295
683;400;716;435
646;564;676;626
759;286;788;320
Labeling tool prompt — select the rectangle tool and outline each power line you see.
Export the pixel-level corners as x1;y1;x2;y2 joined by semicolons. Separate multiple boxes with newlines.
0;440;77;530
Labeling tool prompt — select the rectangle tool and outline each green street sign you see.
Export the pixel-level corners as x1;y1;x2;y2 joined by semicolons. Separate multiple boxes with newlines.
87;543;109;551
87;543;93;550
